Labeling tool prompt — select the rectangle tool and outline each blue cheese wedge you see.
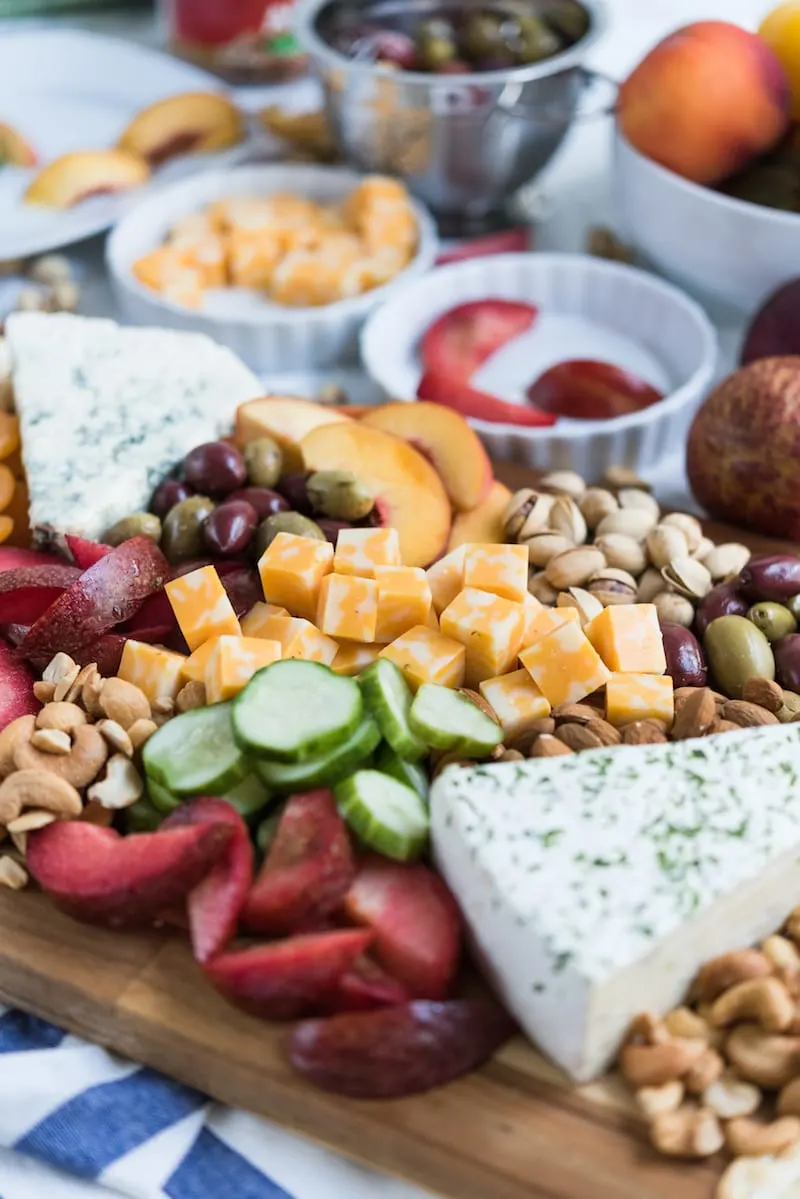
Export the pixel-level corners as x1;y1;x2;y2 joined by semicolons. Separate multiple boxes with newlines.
431;725;800;1082
6;313;261;545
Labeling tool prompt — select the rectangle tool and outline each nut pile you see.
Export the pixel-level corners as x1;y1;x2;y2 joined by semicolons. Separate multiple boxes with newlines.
0;650;186;888
619;909;800;1198
504;467;752;629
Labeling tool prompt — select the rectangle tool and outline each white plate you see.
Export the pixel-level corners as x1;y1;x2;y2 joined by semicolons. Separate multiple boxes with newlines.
0;29;258;261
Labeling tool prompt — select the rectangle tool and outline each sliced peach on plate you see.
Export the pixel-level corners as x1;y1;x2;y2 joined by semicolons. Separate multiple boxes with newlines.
360;401;493;513
301;422;451;568
0;121;37;167
118;92;244;167
25;150;150;208
234;396;353;472
447;479;512;552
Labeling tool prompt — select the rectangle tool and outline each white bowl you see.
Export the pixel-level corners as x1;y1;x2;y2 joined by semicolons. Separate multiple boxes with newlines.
360;252;717;479
106;163;438;373
614;128;800;319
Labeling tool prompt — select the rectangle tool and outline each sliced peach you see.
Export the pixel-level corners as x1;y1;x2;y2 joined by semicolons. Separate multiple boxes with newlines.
0;413;19;462
3;476;29;547
0;515;13;545
0;464;14;513
118;92;244;167
25;150;150;209
235;396;353;472
0;121;36;167
447;479;512;552
361;401;493;513
301;422;451;568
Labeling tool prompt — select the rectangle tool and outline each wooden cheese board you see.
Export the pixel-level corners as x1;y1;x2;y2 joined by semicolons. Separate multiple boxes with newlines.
0;459;794;1199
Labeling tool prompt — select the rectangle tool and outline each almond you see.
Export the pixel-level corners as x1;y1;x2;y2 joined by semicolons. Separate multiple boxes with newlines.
622;720;668;746
555;723;604;752
584;718;622;746
742;676;784;714
671;688;717;741
551;703;599;725
531;734;573;758
722;700;779;729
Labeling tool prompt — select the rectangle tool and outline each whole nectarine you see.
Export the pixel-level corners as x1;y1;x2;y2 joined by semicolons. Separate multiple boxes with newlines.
618;21;791;185
687;356;800;538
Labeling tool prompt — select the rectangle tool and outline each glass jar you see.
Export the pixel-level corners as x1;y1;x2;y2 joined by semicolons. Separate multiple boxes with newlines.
162;0;307;84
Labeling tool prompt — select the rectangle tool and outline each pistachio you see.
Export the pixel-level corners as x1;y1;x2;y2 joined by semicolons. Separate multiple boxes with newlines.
595;508;657;541
653;591;695;627
593;533;647;575
646;525;689;569
602;465;651;492
587;567;638;606
662;555;712;601
578;487;618;529
504;489;555;542
637;567;668;603
548;496;587;544
556;587;604;625
692;536;716;562
660;512;704;553
538;469;585;498
702;542;751;582
528;571;558;605
525;532;575;568
617;488;661;521
545;546;607;590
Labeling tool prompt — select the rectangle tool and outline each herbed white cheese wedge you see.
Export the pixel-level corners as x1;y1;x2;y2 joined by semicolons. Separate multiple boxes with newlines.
6;313;262;545
431;724;800;1083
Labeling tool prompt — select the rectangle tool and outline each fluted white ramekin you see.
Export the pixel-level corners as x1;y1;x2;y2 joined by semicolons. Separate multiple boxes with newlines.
360;252;717;479
106;163;438;373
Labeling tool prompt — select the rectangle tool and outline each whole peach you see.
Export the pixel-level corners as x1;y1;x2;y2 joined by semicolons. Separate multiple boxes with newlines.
687;356;800;539
618;21;791;185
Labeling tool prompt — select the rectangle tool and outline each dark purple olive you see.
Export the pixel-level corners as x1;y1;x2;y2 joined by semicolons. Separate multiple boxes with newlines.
150;478;194;518
227;486;290;521
183;441;247;497
773;634;800;691
316;518;353;544
202;500;258;556
276;472;313;514
737;555;800;602
694;581;750;638
660;622;708;688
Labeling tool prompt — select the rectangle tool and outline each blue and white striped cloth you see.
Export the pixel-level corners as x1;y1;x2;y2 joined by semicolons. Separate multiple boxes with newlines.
0;1007;428;1199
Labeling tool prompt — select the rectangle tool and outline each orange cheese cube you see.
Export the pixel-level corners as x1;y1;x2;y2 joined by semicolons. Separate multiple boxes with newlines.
427;605;440;630
519;604;579;653
167;224;227;288
439;587;524;687
343;177;418;255
373;566;433;643
606;673;674;728
240;602;290;637
521;592;545;645
180;636;222;685
585;604;667;675
118;641;188;703
463;543;529;604
520;621;611;707
257;532;334;622
165;565;241;653
380;625;465;691
132;247;206;309
479;669;551;739
250;614;338;666
426;546;466;614
227;229;284;289
205;636;282;704
317;573;379;643
331;641;383;676
333;528;401;578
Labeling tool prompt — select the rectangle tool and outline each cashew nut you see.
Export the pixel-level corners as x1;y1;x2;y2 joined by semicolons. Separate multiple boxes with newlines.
786;908;800;946
13;723;107;789
99;677;150;729
619;1038;706;1088
87;754;143;810
711;978;795;1033
717;1153;800;1199
0;770;81;824
650;1106;724;1158
690;950;773;1005
79;799;114;828
6;810;57;835
176;681;206;713
127;718;158;751
725;1026;800;1089
778;1077;800;1117
96;720;133;758
0;856;28;890
703;1073;762;1120
725;1115;800;1158
0;714;35;779
30;728;71;756
42;652;77;685
664;1006;715;1042
635;1080;684;1121
81;665;104;718
32;681;55;703
53;666;81;703
151;696;174;725
35;702;87;735
763;935;800;975
684;1048;725;1094
626;1011;671;1045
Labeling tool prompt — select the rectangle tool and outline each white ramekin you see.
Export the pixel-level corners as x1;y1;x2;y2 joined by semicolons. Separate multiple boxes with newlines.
106;163;439;373
360;251;717;480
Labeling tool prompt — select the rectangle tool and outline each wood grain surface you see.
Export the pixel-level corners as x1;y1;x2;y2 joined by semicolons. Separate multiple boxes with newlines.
0;465;788;1199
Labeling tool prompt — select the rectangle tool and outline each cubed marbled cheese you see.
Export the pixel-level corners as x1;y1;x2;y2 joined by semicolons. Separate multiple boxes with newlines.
7;313;260;544
431;724;800;1082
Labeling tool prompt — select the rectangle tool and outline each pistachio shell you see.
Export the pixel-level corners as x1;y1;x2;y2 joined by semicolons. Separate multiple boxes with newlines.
593;533;647;575
602;466;651;492
579;487;618;529
595;508;658;541
692;536;716;562
545;546;607;590
662;555;712;600
703;543;751;582
539;470;586;498
548;496;587;544
504;489;541;541
647;525;690;569
617;488;661;522
587;566;638;606
637;567;668;603
525;531;575;568
528;571;558;605
557;586;604;625
654;592;695;627
661;512;704;553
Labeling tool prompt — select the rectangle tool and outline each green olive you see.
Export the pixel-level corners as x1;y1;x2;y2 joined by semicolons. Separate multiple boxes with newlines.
461;12;505;58
253;511;325;558
703;614;776;699
160;495;215;564
517;15;562;62
747;601;797;642
243;437;283;489
307;470;374;522
103;511;162;547
418;19;458;69
786;595;800;622
545;0;590;43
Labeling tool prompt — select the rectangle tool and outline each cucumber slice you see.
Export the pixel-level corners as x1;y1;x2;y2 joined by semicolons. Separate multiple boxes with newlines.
409;683;503;756
334;769;428;861
233;660;363;762
147;778;182;814
375;742;430;803
256;809;283;855
143;702;248;796
124;797;164;833
358;659;427;762
254;717;381;793
223;774;272;820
